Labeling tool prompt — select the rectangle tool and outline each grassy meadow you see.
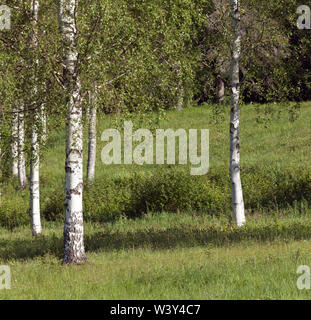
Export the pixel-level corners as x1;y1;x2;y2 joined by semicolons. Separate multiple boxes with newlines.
1;101;311;299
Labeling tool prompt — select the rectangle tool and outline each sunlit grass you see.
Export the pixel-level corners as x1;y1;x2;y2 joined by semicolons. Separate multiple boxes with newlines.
1;102;311;299
42;101;311;181
1;213;311;299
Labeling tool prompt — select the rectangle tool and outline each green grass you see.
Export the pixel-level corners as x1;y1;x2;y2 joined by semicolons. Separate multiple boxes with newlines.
1;213;311;299
2;101;311;226
3;101;311;195
41;101;311;181
1;102;311;299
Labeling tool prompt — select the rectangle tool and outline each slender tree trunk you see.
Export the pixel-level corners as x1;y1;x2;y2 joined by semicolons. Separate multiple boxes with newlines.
29;0;42;236
229;0;245;226
41;29;47;144
30;109;41;235
85;101;90;124
18;104;27;189
217;78;225;104
29;122;41;235
41;103;47;143
87;89;97;183
11;106;19;178
58;0;86;264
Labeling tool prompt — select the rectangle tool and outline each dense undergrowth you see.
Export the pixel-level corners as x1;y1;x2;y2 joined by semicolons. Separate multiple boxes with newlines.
1;102;310;229
1;165;311;229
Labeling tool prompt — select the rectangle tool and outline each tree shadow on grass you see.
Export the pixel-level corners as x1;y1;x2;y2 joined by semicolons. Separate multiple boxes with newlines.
1;223;311;262
0;234;64;262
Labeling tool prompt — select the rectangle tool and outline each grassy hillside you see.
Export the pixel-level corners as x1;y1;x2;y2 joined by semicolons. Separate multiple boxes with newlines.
1;102;311;299
42;101;311;180
1;102;311;228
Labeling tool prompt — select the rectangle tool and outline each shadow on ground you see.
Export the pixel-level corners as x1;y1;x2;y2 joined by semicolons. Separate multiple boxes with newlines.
1;222;311;262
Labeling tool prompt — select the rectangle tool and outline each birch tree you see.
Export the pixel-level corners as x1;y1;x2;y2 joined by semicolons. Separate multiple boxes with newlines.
29;0;42;236
41;103;47;143
229;0;245;226
11;106;18;178
86;88;97;183
57;0;86;264
18;104;27;189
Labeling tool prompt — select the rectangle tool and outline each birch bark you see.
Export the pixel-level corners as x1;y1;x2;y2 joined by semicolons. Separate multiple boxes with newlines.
229;0;245;226
11;106;19;178
18;104;27;189
87;89;97;183
41;103;47;143
57;0;86;264
29;0;42;236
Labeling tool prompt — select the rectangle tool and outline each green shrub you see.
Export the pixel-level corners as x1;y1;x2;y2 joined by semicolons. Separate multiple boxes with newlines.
84;178;132;222
242;166;311;212
0;199;29;229
42;186;64;221
128;169;229;216
3;166;311;228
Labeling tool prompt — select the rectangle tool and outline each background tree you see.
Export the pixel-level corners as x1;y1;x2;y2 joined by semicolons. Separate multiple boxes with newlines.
29;0;42;236
196;0;292;104
229;0;245;226
17;104;26;189
11;106;18;178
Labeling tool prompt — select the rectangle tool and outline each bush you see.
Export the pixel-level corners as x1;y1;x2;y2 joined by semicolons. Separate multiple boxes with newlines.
84;178;132;222
41;169;230;223
242;166;311;212
42;186;64;221
0;199;29;229
2;166;311;228
128;169;229;216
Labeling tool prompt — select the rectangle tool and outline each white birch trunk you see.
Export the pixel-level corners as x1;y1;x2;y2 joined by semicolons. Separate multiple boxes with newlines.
11;106;19;178
41;103;47;143
87;89;97;183
85;100;90;124
18;104;27;189
29;0;42;236
30;111;41;235
229;0;245;226
58;0;86;264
